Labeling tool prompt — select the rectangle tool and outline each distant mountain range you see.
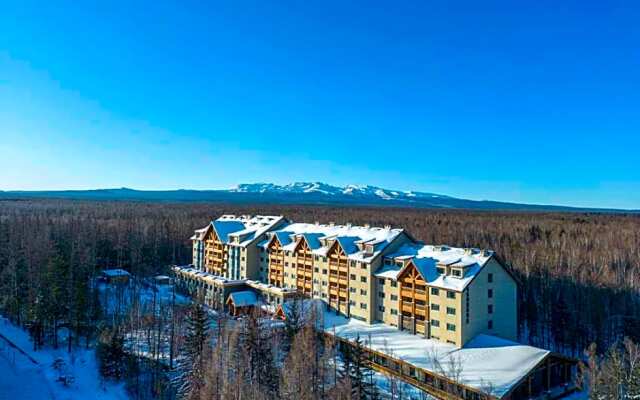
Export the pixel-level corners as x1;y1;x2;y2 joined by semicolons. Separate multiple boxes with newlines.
0;182;635;212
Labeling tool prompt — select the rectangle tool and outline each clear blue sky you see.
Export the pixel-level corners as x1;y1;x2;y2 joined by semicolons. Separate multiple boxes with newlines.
1;1;639;209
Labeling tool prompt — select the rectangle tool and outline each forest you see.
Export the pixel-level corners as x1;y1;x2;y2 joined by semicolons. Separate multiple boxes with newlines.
0;199;639;399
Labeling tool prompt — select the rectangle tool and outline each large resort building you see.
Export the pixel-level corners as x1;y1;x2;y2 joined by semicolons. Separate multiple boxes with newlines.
174;214;576;399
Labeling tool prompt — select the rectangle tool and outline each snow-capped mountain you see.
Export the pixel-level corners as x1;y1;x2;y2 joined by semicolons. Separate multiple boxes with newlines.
1;182;629;212
230;182;450;203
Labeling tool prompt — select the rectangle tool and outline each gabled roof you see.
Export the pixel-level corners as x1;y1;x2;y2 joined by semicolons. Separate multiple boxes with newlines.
227;291;258;307
199;215;285;247
260;222;406;262
376;244;494;292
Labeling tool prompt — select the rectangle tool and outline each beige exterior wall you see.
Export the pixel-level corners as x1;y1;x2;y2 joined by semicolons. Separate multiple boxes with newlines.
428;288;463;346
376;277;400;326
462;257;518;345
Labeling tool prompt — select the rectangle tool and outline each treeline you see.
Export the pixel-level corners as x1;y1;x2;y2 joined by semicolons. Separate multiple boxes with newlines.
0;199;639;355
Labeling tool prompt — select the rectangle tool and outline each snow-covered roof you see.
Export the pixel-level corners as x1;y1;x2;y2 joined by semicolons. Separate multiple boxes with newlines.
227;291;258;307
261;223;405;262
172;265;246;286
203;215;285;247
375;244;493;291
102;269;131;277
190;226;209;241
321;311;549;398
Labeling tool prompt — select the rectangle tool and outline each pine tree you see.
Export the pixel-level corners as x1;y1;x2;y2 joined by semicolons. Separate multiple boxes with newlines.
97;327;127;380
177;301;209;399
342;335;376;400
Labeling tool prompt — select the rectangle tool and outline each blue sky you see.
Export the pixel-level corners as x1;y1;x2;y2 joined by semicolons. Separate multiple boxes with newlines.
1;1;639;208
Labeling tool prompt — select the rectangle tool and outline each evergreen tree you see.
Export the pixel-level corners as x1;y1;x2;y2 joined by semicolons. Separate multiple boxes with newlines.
177;301;209;399
342;335;376;400
97;327;127;380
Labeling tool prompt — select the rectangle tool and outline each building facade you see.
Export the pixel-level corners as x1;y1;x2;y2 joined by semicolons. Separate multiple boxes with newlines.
184;215;517;348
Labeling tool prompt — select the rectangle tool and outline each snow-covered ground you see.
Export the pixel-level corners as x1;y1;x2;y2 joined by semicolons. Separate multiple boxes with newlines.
0;316;129;400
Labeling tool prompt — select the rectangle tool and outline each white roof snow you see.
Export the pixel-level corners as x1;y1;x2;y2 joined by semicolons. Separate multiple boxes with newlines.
102;269;131;277
262;223;404;262
228;291;258;307
207;215;284;247
375;244;494;291
321;311;549;398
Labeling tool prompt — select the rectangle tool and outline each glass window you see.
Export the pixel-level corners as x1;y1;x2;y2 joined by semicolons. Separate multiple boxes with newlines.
488;289;494;298
431;319;440;327
488;273;494;283
430;303;440;311
447;291;456;299
488;304;493;314
360;276;367;283
431;288;440;296
488;320;493;329
446;323;456;332
446;307;456;315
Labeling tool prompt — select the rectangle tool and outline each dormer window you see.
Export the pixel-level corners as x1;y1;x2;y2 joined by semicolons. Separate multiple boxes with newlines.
452;269;462;278
384;259;392;266
436;266;445;275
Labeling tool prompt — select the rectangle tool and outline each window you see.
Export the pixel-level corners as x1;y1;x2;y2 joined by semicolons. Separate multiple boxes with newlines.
284;262;289;267
284;273;289;277
430;303;440;311
431;288;440;296
431;319;440;327
390;309;398;315
350;287;356;293
452;269;462;277
488;289;494;298
360;303;367;309
447;291;456;299
360;276;367;283
321;293;327;298
378;292;385;298
313;291;318;296
488;320;493;329
436;267;445;274
390;294;398;301
361;263;367;270
384;259;392;265
323;257;327;262
313;279;318;284
378;278;385;285
349;300;356;306
322;269;328;274
390;281;397;288
446;307;456;315
314;267;319;273
260;257;264;262
488;304;493;314
322;281;327;286
378;305;385;312
348;274;355;280
488;273;494;283
360;289;367;295
446;323;456;332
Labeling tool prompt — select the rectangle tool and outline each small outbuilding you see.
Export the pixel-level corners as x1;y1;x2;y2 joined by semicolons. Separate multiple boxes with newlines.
226;291;258;316
101;269;131;284
153;275;172;285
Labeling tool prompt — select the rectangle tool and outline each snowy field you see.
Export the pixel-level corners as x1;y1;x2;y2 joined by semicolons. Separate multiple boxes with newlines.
0;316;128;400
